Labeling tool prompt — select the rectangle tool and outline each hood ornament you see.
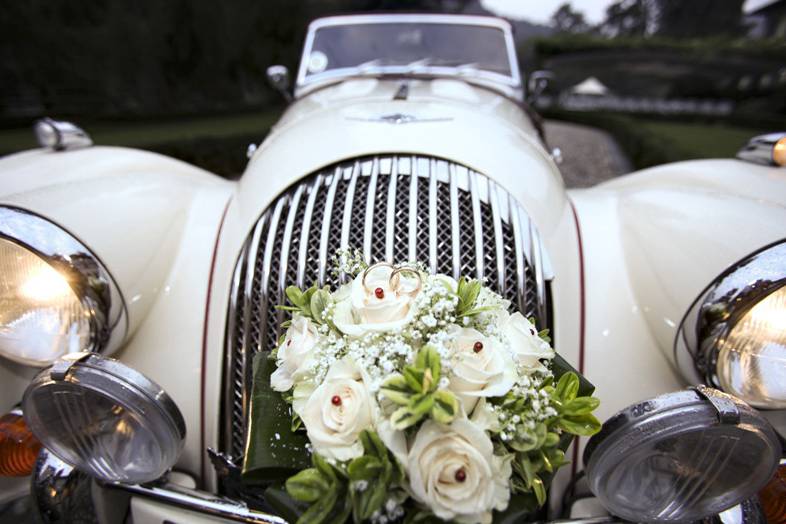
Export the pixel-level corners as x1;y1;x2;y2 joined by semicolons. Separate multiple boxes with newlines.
347;112;452;125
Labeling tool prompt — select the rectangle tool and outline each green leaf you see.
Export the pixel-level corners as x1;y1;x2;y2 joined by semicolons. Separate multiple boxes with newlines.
347;456;382;481
562;396;600;416
531;476;546;507
431;390;459;424
358;430;388;460
559;413;602;436
312;453;337;482
310;289;331;323
402;367;425;393
414;345;441;384
391;405;423;430
543;432;560;448
286;469;330;503
242;352;311;484
264;487;308;524
380;375;412;405
554;372;580;403
408;393;435;417
353;476;388;521
286;286;305;308
296;483;339;524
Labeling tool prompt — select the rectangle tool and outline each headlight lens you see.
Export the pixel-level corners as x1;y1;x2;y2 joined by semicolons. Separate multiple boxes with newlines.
716;286;786;408
23;352;185;484
675;240;786;410
0;238;91;366
0;206;126;366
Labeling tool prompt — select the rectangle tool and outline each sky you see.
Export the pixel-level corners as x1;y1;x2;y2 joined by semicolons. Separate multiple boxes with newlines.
480;0;616;25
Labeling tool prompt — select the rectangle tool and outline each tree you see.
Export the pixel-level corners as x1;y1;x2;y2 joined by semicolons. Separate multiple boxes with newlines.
551;3;591;34
601;0;654;37
652;0;745;38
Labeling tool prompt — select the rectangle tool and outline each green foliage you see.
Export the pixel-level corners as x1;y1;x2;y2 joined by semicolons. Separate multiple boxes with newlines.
380;346;459;430
285;430;403;524
278;285;333;326
455;277;493;318
501;371;601;508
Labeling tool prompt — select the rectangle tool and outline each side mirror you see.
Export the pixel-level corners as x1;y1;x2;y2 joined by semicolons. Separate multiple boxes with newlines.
527;70;555;104
266;65;292;103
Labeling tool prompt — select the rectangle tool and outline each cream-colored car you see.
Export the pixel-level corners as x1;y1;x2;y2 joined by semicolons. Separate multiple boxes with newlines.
1;13;784;524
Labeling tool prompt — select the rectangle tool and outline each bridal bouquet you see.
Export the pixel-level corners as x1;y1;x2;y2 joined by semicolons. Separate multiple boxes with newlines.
242;250;600;524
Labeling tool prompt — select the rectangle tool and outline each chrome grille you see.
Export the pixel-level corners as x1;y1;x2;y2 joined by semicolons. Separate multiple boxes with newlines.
222;155;552;458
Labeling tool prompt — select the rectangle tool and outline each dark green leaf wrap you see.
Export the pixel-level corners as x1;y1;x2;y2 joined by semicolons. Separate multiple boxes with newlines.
241;351;311;484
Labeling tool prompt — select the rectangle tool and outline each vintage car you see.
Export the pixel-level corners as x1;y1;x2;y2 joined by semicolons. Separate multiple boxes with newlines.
0;12;785;524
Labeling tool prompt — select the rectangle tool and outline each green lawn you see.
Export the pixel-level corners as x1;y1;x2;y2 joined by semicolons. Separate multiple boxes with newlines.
0;109;283;176
633;119;770;160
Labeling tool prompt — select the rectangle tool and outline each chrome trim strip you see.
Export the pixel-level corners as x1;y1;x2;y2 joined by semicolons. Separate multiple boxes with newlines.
509;194;527;314
363;159;379;263
0;206;127;364
530;221;547;324
241;213;267;393
469;171;484;280
278;185;306;314
318;168;341;285
259;198;286;351
297;175;323;288
428;159;438;273
489;182;506;292
339;162;360;283
408;156;419;262
224;242;247;453
106;482;286;524
385;157;399;263
448;163;461;278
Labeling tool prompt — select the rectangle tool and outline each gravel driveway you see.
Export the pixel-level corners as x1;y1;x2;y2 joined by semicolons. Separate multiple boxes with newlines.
544;120;632;188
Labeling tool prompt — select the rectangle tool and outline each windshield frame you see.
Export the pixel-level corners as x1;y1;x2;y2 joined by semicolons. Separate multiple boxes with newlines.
295;14;523;99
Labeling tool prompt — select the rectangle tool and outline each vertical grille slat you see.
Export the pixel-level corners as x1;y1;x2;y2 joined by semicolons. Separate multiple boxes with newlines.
222;154;552;460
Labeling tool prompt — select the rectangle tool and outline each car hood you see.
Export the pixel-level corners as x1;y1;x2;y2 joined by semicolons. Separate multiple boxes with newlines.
239;78;567;240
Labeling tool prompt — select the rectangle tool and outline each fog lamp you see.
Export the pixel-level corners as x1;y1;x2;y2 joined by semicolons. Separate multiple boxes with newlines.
23;352;185;484
0;408;42;476
584;387;780;523
774;137;786;167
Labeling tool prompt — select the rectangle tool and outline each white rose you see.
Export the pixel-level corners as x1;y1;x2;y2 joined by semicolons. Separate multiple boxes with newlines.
299;359;374;461
448;328;517;413
502;312;555;370
333;264;421;336
407;419;511;524
270;316;319;392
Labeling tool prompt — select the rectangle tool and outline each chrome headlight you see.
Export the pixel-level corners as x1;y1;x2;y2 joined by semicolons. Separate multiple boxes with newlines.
23;352;185;484
0;207;125;366
675;240;786;409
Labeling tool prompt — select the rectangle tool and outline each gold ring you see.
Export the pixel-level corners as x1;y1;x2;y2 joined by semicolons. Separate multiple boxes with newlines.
361;262;395;292
390;266;422;297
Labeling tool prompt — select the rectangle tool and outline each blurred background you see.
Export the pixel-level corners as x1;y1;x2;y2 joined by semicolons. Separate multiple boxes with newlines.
0;0;784;179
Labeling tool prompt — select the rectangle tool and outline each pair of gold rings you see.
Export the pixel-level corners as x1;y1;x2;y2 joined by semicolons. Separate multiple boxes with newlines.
361;262;422;297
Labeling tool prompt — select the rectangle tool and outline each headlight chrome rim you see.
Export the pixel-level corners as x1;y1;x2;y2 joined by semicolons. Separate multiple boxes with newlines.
674;239;786;409
0;206;127;365
23;351;186;484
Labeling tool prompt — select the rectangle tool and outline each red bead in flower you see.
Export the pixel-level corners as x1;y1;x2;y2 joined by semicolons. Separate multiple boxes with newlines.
473;341;483;353
374;287;385;299
455;468;467;482
331;395;342;406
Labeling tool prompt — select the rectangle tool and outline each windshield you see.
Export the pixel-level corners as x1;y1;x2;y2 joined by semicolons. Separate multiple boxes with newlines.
301;21;515;83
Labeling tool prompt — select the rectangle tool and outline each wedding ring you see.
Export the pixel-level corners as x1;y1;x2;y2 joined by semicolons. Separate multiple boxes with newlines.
362;262;395;293
390;266;422;297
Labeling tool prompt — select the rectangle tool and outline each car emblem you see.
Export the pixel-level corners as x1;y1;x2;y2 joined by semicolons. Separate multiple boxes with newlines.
347;112;453;125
